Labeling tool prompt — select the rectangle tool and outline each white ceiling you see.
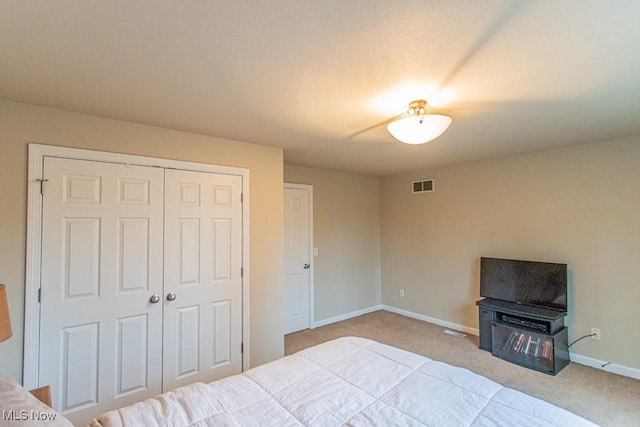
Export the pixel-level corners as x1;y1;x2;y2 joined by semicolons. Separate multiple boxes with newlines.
2;1;640;175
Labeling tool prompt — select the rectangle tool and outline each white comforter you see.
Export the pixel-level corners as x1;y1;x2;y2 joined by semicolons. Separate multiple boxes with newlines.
91;337;597;426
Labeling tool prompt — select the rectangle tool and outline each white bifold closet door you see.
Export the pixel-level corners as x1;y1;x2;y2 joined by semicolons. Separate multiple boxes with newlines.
162;169;243;391
38;157;242;425
39;157;165;422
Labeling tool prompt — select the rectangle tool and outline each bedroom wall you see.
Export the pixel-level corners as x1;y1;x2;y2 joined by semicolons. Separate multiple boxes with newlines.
284;164;381;323
380;135;640;371
0;99;284;382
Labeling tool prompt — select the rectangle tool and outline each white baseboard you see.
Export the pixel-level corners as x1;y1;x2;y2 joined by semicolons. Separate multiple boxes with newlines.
381;305;479;336
312;304;383;328
570;353;640;380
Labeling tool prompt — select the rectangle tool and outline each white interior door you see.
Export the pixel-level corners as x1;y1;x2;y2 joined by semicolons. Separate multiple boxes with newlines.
163;169;243;391
284;184;313;334
39;157;164;425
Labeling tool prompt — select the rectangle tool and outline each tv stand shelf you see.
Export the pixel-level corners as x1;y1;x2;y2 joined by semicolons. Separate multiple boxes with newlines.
476;298;569;375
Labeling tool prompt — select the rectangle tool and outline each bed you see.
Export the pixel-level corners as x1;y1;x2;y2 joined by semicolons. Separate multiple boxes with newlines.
0;375;73;427
90;337;597;426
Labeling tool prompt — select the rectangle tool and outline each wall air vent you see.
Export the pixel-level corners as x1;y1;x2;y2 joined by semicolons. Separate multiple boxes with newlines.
412;179;434;193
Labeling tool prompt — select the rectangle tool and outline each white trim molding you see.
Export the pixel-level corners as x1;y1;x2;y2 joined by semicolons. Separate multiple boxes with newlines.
24;144;251;387
313;305;382;328
381;305;480;336
311;305;477;335
569;353;640;380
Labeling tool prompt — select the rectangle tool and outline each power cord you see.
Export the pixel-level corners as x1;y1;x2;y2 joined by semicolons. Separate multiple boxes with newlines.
568;333;596;348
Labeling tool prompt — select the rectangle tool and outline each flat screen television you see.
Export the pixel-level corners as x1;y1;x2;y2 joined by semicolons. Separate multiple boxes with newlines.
480;257;567;311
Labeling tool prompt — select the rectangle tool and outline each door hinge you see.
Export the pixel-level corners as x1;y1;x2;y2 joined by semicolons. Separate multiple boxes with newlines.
38;288;42;303
240;193;243;203
240;267;243;278
241;342;244;354
37;178;49;195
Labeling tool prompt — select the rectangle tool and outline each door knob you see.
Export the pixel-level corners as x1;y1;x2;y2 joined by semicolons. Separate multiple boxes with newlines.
149;294;160;304
166;292;177;301
303;263;310;269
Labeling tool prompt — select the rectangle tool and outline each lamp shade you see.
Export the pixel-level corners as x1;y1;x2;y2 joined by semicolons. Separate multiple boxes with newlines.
387;114;452;145
0;284;12;342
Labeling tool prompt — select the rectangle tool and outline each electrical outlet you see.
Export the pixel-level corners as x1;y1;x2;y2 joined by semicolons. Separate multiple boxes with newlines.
591;327;601;340
399;289;405;298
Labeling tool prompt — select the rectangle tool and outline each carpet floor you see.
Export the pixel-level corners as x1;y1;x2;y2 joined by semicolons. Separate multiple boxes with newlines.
285;310;639;426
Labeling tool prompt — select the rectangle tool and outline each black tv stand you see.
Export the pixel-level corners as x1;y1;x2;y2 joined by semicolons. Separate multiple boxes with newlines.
476;298;569;375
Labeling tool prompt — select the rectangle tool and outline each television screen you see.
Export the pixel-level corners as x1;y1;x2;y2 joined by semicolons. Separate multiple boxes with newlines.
480;257;567;311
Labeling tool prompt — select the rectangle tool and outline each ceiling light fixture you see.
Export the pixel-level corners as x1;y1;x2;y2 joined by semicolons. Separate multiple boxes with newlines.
386;100;452;145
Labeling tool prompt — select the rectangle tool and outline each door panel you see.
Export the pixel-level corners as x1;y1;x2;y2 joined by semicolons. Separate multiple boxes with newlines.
64;217;100;297
179;218;201;284
177;305;200;377
212;219;232;281
39;157;164;425
118;218;150;292
116;314;150;395
163;169;243;391
62;322;99;409
212;300;232;366
284;186;312;334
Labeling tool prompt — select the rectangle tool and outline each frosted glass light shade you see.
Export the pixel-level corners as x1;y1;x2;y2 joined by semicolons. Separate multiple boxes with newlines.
0;284;12;342
387;114;452;144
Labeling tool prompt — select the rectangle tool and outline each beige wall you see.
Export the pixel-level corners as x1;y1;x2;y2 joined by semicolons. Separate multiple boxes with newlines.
0;99;284;382
284;164;381;322
4;99;637;379
380;136;640;369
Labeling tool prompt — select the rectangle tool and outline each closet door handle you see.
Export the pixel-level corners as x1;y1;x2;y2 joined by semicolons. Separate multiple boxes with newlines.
166;292;177;301
303;263;310;269
149;294;160;304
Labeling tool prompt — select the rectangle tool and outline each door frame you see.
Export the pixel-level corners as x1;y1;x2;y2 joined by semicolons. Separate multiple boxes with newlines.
283;183;314;331
24;143;251;388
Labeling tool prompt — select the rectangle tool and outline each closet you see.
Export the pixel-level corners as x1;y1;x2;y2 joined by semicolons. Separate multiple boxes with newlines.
26;146;247;425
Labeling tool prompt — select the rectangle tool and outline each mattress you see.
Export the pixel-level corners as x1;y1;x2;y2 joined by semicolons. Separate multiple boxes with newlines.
90;337;597;426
